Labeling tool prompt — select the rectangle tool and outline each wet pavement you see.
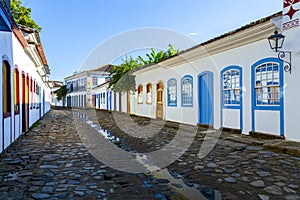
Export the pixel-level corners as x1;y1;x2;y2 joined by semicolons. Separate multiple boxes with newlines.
0;108;299;200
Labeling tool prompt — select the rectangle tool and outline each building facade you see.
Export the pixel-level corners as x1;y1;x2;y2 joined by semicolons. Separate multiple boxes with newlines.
1;0;14;152
65;65;113;107
131;12;300;141
96;11;300;141
48;80;63;106
1;1;51;153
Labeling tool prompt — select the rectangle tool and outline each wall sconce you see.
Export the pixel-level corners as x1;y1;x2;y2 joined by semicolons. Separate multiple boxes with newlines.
268;30;292;73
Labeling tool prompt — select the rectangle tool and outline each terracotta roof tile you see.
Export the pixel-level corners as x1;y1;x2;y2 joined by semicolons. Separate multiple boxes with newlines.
36;44;48;65
93;64;114;73
12;23;28;48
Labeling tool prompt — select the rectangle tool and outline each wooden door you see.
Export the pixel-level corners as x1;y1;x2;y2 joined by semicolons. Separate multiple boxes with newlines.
156;82;164;119
127;91;130;114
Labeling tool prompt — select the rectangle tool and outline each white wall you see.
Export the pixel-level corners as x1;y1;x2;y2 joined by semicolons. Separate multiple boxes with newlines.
0;32;50;155
282;27;300;141
121;92;128;113
0;31;13;152
92;84;116;111
133;25;300;141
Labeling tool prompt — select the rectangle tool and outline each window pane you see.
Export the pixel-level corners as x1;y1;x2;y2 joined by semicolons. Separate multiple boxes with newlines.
168;79;177;106
255;63;280;106
222;69;240;106
182;77;193;106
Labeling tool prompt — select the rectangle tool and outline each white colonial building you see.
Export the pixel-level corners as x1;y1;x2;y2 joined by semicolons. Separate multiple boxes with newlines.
1;1;51;153
65;64;113;107
48;80;63;106
96;8;300;141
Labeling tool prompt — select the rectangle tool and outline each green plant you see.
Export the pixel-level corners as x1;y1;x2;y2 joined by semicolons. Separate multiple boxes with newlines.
11;0;42;32
56;85;67;101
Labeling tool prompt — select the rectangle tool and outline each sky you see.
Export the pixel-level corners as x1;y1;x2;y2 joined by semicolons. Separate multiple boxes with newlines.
21;0;283;82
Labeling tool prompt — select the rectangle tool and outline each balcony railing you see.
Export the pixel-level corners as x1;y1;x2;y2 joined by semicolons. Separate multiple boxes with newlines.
67;85;87;93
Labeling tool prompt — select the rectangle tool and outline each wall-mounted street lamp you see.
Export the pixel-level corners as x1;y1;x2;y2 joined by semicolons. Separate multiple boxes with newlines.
268;30;292;73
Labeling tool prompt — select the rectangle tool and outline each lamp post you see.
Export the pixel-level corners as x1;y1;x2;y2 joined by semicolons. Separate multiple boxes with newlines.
268;30;292;73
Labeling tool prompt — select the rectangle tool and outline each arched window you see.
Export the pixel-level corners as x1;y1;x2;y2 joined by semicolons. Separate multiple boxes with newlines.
167;78;177;107
146;83;152;104
14;68;20;113
3;61;11;117
221;67;242;106
181;75;193;107
138;84;143;104
251;58;284;135
254;62;280;106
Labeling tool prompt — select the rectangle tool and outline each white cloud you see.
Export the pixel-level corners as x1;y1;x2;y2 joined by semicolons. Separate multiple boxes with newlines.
188;32;199;36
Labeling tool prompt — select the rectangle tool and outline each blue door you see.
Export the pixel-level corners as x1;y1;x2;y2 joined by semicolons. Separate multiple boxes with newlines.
43;90;45;115
198;71;214;126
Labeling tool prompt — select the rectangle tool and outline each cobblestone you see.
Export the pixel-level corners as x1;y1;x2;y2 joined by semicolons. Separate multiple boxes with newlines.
0;109;176;200
0;108;299;200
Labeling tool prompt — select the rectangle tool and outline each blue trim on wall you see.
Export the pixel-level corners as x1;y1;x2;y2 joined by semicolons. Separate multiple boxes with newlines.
220;72;223;128
167;78;177;107
251;57;284;136
106;91;109;110
0;8;12;31
220;66;243;131
2;55;12;67
181;75;193;107
110;91;112;110
198;71;214;126
97;94;100;108
103;92;106;107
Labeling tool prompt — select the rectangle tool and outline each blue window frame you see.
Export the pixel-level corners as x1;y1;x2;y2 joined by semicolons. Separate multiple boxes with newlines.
251;58;284;136
97;94;100;108
181;75;193;107
254;63;280;106
220;66;243;130
167;78;177;106
103;92;106;104
221;66;242;108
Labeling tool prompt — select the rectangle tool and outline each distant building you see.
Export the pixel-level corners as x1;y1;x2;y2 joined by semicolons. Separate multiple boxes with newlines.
92;81;115;110
64;64;113;107
48;80;64;106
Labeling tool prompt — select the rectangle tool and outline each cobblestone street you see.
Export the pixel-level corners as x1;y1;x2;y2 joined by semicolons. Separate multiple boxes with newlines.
0;108;299;200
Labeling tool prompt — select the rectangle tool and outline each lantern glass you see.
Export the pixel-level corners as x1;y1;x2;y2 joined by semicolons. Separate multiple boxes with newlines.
268;30;285;52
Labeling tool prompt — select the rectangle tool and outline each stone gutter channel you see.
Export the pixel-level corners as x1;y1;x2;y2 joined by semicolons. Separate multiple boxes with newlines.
72;109;224;200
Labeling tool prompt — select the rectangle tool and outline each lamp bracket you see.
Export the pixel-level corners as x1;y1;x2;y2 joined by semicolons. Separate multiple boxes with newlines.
278;51;292;74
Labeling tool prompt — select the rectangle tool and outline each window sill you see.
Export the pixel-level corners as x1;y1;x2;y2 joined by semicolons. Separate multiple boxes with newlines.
182;104;193;108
